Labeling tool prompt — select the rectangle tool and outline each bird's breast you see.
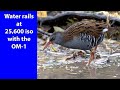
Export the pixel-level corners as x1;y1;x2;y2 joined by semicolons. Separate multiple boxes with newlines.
61;35;92;50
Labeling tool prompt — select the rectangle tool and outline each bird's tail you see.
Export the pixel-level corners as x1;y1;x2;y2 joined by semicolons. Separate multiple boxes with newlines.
102;13;110;33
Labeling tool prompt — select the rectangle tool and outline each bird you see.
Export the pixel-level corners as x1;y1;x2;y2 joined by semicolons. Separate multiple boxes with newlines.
43;16;110;66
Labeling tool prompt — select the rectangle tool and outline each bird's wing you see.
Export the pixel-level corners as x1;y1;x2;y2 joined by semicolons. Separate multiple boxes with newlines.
63;19;107;42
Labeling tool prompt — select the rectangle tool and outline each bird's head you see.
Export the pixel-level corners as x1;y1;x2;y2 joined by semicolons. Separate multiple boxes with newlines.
43;26;64;50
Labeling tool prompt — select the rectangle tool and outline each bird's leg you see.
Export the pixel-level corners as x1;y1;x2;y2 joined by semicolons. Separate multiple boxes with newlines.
87;50;95;65
87;46;98;66
92;46;98;59
94;46;97;52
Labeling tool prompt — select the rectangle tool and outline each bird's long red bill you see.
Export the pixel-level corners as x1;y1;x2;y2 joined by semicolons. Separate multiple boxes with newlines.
43;41;53;50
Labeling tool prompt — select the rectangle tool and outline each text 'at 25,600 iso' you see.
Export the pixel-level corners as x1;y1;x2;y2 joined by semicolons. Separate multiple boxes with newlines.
5;29;33;34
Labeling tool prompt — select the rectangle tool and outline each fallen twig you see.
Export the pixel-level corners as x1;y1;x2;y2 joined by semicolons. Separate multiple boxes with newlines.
38;11;120;27
37;28;51;36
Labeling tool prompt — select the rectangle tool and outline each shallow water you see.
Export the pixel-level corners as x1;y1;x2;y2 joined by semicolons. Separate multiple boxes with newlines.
37;38;120;79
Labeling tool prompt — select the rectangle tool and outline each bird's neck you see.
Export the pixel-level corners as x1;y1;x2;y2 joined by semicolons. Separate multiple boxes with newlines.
54;33;64;45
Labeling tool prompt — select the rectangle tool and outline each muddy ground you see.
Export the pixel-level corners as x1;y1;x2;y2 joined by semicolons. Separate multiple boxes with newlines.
37;38;120;79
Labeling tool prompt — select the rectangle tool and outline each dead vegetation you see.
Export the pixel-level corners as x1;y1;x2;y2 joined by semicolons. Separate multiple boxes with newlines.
37;11;120;41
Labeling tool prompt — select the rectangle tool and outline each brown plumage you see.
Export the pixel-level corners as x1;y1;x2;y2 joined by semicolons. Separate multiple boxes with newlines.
62;19;108;42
